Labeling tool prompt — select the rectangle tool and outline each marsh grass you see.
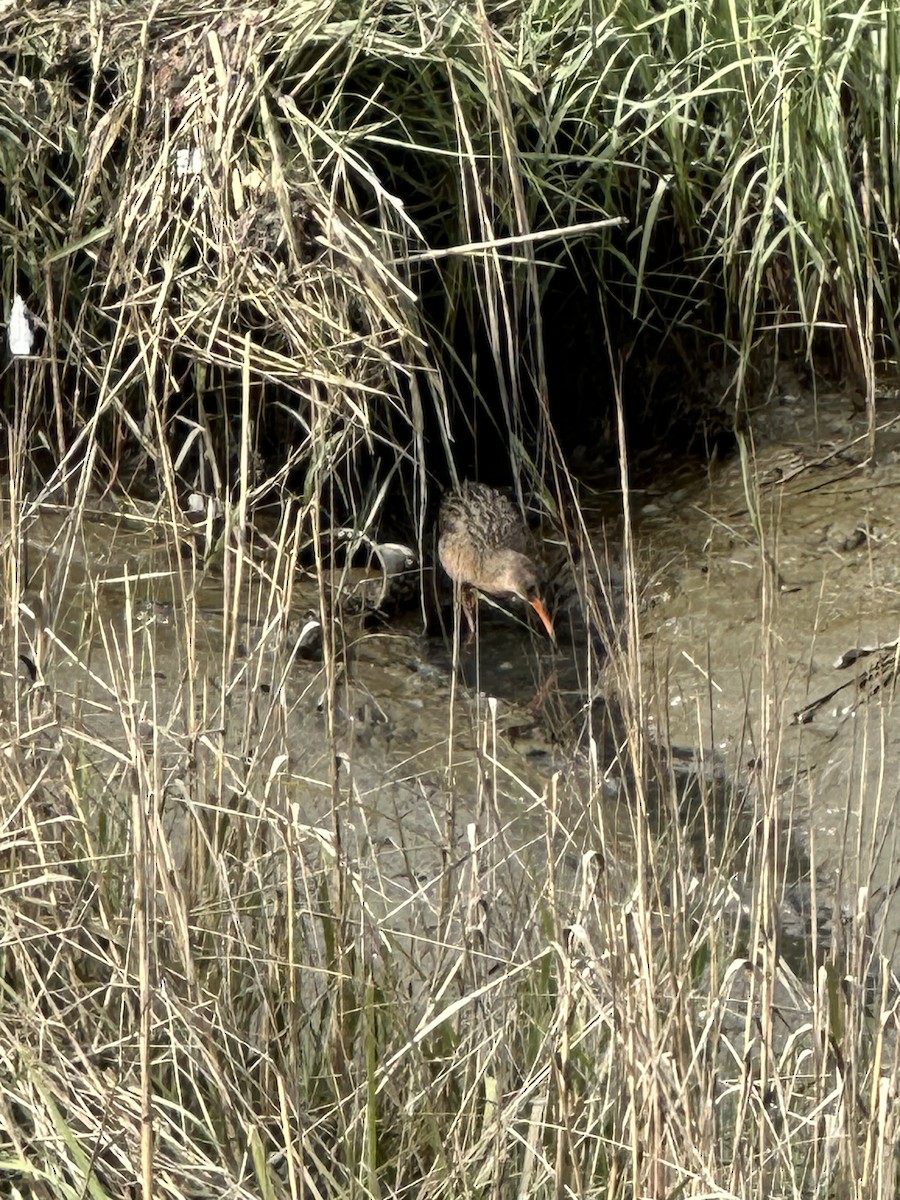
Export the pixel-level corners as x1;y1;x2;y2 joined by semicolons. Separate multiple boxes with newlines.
2;462;900;1199
3;1;900;1197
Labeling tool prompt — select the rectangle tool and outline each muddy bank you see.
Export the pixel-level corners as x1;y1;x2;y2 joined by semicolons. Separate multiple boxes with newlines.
639;382;900;963
7;383;900;970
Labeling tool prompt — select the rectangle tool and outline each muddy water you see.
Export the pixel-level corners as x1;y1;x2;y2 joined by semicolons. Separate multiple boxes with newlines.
10;385;900;963
7;495;583;965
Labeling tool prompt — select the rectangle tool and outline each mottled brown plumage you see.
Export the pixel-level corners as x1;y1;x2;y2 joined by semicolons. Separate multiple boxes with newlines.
438;481;555;640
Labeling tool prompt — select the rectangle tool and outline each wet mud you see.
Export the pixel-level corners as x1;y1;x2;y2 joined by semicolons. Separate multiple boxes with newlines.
640;382;900;964
7;382;900;970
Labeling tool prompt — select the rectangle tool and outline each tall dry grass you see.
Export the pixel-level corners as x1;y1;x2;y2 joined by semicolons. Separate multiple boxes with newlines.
2;1;900;1198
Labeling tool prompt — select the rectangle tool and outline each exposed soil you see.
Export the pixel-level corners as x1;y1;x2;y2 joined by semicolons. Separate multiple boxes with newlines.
9;380;900;968
638;380;900;963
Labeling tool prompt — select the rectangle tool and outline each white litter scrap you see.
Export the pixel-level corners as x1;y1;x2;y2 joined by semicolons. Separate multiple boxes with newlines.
185;491;224;520
372;541;416;575
8;294;41;356
296;618;322;649
175;146;204;177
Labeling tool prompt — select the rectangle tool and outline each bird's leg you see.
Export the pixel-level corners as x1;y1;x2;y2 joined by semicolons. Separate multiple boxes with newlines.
461;584;478;646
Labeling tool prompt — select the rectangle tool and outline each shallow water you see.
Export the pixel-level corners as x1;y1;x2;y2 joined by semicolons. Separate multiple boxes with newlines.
8;384;900;966
4;494;591;967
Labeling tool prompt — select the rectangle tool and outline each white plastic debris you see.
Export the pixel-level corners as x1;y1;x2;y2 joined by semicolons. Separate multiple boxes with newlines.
175;147;204;177
296;618;322;649
184;492;224;522
8;294;37;356
371;541;416;576
291;614;323;661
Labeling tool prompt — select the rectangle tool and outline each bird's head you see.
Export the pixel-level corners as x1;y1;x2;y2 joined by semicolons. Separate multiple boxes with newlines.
490;551;556;641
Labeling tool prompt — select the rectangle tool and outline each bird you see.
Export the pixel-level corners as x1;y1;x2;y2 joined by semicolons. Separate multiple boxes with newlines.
438;481;555;643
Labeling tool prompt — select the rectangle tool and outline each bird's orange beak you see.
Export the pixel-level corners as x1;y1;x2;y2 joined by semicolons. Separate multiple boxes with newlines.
530;598;556;641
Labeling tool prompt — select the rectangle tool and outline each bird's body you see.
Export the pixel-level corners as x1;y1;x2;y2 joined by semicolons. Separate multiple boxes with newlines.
438;481;555;641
